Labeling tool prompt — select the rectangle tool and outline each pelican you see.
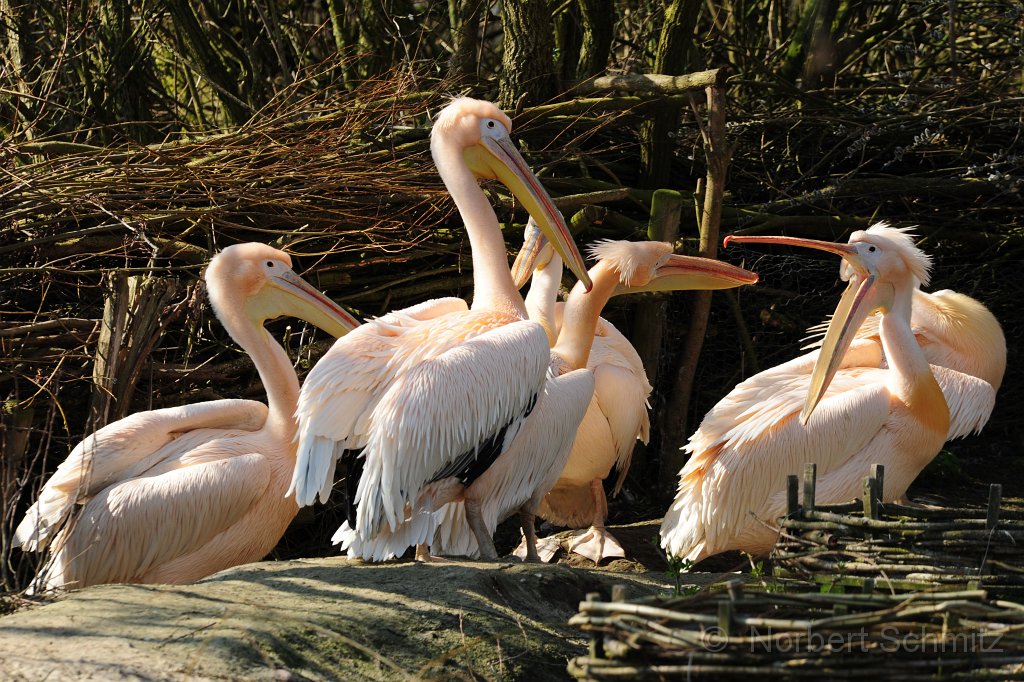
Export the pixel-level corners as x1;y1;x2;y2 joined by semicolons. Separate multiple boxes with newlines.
660;224;997;561
14;243;359;589
808;286;1005;425
288;97;592;560
429;238;758;560
506;223;654;562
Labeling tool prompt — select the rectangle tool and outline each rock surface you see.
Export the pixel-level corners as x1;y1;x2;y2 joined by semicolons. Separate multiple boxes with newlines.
0;546;726;681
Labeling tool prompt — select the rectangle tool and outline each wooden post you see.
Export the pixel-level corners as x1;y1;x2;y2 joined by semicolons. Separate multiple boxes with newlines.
862;475;879;520
585;592;603;658
803;463;817;511
717;600;732;637
871;463;885;502
986;484;1003;531
611;584;627;603
786;474;800;515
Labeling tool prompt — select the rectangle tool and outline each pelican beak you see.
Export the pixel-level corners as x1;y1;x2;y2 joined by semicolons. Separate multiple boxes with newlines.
465;135;592;291
511;219;555;289
615;254;758;296
725;234;888;422
267;269;361;338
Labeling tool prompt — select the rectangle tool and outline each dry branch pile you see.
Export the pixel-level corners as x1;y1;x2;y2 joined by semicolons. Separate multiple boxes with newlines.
569;582;1024;680
772;465;1024;598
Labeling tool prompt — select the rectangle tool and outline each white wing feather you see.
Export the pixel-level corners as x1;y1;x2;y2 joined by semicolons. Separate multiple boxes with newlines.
430;367;595;558
933;366;996;439
290;297;468;506
14;399;267;551
661;361;892;561
355;321;550;537
46;450;271;589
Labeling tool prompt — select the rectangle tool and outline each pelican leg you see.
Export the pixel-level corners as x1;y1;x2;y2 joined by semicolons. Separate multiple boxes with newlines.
512;531;561;562
568;479;626;563
465;497;498;561
518;509;542;563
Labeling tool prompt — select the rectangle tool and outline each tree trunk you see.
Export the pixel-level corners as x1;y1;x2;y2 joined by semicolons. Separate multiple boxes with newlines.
449;0;485;81
779;0;840;87
0;0;34;141
499;0;557;108
575;0;614;79
628;189;683;486
658;84;731;499
639;0;702;188
165;0;250;125
93;0;159;142
558;1;584;83
88;273;180;431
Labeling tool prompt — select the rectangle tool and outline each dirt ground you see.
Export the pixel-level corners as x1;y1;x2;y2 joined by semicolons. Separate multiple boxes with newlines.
0;521;735;682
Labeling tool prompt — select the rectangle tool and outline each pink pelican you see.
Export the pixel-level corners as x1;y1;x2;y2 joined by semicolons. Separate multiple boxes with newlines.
808;286;1005;412
14;243;359;589
428;238;758;560
660;224;998;561
288;98;592;560
507;224;654;562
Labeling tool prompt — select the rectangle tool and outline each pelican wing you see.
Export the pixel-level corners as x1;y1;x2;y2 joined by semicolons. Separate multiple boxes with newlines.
591;317;651;389
932;366;996;439
354;320;551;538
662;360;891;561
592;363;650;494
14;399;267;551
48;448;272;588
429;367;595;558
291;297;468;506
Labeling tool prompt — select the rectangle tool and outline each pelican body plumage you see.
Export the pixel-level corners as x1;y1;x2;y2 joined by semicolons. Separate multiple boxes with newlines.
14;243;359;589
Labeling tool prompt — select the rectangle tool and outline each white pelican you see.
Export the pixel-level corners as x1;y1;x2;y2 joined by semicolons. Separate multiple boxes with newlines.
808;286;1005;425
660;224;997;561
506;223;654;562
429;238;758;560
288;97;592;560
14;243;359;589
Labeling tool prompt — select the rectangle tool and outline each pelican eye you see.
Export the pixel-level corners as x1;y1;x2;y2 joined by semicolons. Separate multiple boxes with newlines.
486;120;495;128
868;246;876;253
266;261;275;267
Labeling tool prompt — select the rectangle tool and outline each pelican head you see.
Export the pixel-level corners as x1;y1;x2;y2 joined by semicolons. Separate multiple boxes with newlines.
431;97;591;290
726;223;931;421
587;239;759;294
206;243;360;339
511;218;557;289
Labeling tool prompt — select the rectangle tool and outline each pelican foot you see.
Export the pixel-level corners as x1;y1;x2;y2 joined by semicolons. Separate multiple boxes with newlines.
568;527;625;564
414;553;455;563
511;535;561;563
414;544;454;563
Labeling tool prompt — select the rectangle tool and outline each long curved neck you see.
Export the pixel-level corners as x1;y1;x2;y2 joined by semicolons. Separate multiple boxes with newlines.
223;303;301;442
525;253;563;345
552;261;617;370
880;280;949;436
432;138;525;317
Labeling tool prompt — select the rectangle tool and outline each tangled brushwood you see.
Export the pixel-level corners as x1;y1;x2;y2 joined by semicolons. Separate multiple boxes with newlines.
2;0;1024;593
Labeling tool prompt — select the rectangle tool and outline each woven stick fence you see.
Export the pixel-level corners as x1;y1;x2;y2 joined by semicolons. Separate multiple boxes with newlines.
569;580;1024;680
772;464;1024;598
